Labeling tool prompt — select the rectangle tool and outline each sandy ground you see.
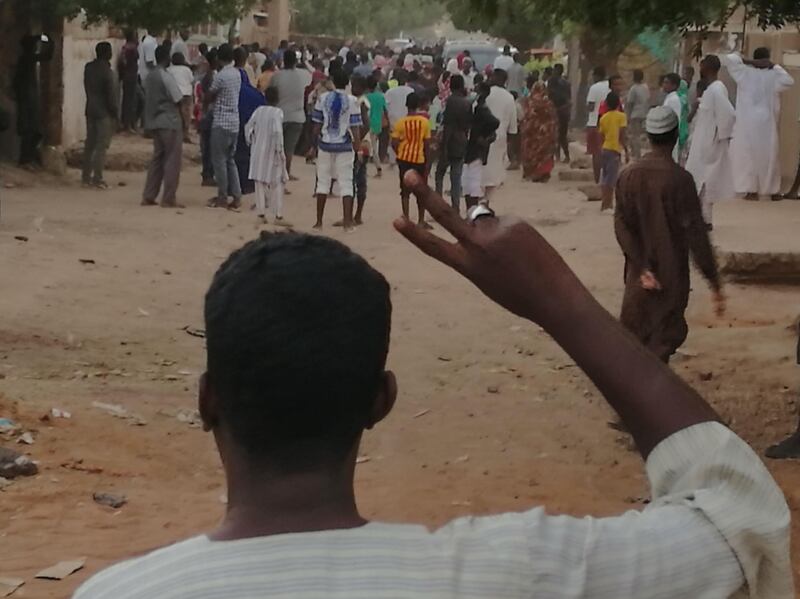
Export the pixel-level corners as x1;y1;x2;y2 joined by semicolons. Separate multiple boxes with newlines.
1;157;800;598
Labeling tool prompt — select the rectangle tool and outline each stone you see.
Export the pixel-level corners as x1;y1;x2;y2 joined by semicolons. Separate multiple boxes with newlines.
41;146;67;176
578;184;602;201
559;170;595;183
569;154;592;170
93;492;127;509
718;250;800;283
569;141;587;159
0;447;38;479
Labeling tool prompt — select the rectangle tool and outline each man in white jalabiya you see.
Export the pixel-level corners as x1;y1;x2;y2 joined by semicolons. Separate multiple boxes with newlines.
483;69;518;203
245;88;291;226
686;55;736;229
661;73;683;162
724;48;794;201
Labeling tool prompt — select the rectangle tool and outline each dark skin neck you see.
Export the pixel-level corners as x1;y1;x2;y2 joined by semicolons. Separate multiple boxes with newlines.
209;431;366;541
649;143;674;161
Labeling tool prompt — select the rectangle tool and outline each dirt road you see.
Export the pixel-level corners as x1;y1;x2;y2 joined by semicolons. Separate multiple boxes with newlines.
1;161;799;597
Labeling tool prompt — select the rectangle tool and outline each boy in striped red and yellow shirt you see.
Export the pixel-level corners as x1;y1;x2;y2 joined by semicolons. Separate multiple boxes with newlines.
391;92;432;228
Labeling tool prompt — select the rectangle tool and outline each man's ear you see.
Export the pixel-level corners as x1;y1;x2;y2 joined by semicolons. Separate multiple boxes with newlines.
198;372;219;433
366;371;397;430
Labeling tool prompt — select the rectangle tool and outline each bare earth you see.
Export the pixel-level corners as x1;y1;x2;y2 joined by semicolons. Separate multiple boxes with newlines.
1;158;799;597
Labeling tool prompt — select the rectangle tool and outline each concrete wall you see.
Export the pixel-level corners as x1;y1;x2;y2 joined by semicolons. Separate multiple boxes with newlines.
239;0;290;49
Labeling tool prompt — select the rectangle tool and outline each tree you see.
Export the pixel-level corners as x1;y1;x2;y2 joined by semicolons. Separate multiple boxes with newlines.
49;0;258;32
291;0;446;40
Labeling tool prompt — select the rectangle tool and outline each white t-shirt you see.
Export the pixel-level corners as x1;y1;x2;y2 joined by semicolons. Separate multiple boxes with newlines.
493;54;514;71
586;80;611;127
138;35;158;80
312;90;362;152
167;65;194;97
71;423;792;599
171;38;189;62
384;84;413;126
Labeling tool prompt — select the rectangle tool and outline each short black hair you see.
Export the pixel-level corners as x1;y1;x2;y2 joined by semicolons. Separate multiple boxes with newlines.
702;54;721;73
754;46;770;60
96;41;112;60
171;52;186;66
233;46;248;67
605;91;620;110
283;48;297;67
350;74;367;95
217;43;234;64
406;92;421;111
394;69;408;84
408;71;419;82
593;65;606;80
155;45;170;65
665;72;681;88
332;69;349;89
264;86;279;105
553;63;564;75
205;233;392;470
366;74;378;90
450;74;465;92
609;74;623;86
633;69;644;83
648;127;679;147
493;68;508;86
199;42;209;55
262;59;274;72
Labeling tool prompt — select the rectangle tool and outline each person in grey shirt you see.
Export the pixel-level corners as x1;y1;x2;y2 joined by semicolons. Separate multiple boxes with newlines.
142;45;184;208
625;69;650;160
506;53;527;96
82;42;117;189
269;49;311;179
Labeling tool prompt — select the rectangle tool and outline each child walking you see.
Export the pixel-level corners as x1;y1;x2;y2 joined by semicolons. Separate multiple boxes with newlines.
245;87;291;226
598;91;628;211
391;92;432;227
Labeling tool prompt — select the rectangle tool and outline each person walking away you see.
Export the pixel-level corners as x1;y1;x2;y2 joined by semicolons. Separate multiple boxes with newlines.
686;54;735;227
547;63;571;163
391;92;432;226
615;105;725;362
118;30;140;133
234;47;266;199
168;52;195;144
82;42;117;190
365;76;388;177
141;45;184;208
598;92;628;211
351;75;372;225
244;87;290;226
171;30;190;63
626;69;650;160
198;48;218;187
520;82;557;183
462;82;500;210
256;59;276;92
384;71;414;166
73;163;791;599
494;45;514;71
724;48;794;201
269;49;311;182
483;69;518;203
205;44;242;209
311;70;363;231
435;75;472;213
354;53;373;78
507;53;527;97
661;73;684;162
585;66;610;183
13;34;54;168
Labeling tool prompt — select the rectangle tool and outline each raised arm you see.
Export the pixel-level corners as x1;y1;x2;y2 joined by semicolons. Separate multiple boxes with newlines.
395;172;719;458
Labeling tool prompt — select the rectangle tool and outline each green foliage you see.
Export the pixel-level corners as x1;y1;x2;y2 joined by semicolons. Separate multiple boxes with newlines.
50;0;258;31
292;0;446;39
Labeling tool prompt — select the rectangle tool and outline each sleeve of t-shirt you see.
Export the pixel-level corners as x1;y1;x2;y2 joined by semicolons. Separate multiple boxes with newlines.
422;118;432;140
210;72;222;94
164;71;184;104
391;118;405;140
349;96;363;127
620;112;628;128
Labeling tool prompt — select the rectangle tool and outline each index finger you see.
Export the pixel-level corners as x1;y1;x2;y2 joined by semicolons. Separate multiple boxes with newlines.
403;170;474;243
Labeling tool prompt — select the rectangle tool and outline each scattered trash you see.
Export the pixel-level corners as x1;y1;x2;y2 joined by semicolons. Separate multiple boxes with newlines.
175;409;202;428
487;386;500;394
455;455;470;463
0;577;24;597
35;558;86;580
437;356;452;362
182;326;206;338
675;348;699;359
78;258;96;265
177;369;193;376
624;496;651;505
451;500;472;507
356;456;371;464
413;409;430;419
41;408;71;422
17;432;34;445
91;401;147;426
0;419;15;432
93;492;127;509
163;374;181;381
0;448;38;478
137;307;150;317
162;270;172;276
13;236;28;243
159;359;176;367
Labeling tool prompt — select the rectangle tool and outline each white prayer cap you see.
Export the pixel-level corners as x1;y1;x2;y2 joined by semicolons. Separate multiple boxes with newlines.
646;106;678;134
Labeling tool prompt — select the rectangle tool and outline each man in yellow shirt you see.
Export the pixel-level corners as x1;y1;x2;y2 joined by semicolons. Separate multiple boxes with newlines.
391;92;431;226
598;92;628;211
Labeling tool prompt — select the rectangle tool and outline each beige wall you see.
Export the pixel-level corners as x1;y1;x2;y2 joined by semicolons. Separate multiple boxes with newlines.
239;0;291;48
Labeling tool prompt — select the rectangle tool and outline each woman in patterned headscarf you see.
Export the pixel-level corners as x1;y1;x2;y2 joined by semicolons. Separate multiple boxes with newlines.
520;81;557;182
